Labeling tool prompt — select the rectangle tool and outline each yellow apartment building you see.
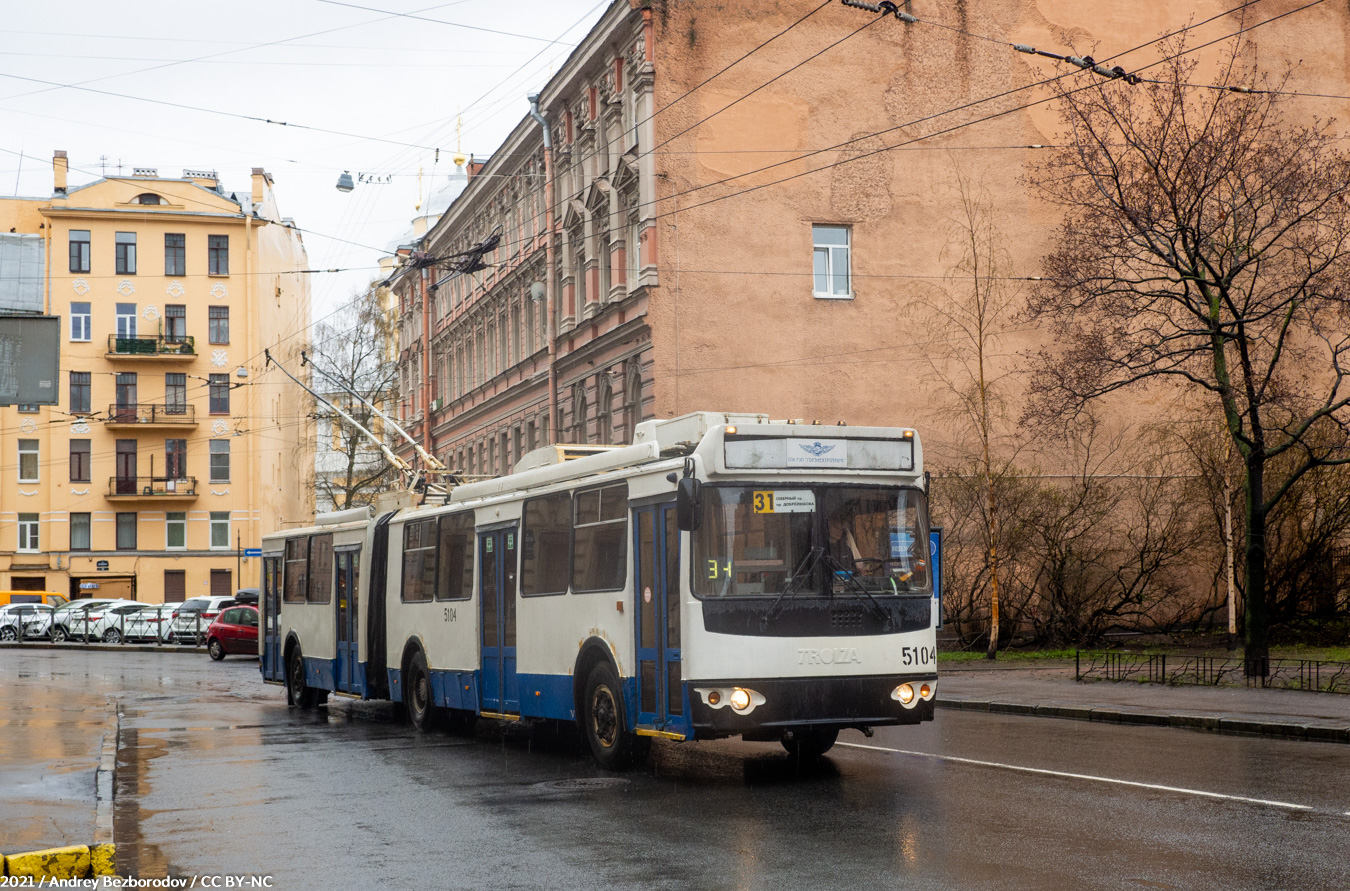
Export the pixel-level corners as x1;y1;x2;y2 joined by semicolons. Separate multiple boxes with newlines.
0;152;314;604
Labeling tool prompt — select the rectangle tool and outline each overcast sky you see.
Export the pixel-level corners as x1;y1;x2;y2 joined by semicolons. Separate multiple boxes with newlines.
0;0;608;324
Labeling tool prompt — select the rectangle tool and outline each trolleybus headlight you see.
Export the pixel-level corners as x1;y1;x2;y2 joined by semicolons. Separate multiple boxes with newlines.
729;688;752;711
919;683;933;700
892;683;916;707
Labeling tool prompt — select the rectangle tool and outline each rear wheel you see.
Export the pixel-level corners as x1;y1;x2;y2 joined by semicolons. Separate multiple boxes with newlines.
0;625;17;642
405;651;442;731
208;638;225;661
781;727;839;760
51;625;69;643
102;628;122;644
583;661;643;770
287;645;318;709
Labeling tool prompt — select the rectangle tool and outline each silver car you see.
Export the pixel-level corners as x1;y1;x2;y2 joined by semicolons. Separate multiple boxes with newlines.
122;605;177;643
46;600;119;642
167;596;237;644
0;603;53;641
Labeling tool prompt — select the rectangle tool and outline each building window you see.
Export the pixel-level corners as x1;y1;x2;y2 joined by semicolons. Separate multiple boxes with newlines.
69;230;90;273
164;233;185;275
16;404;38;413
70;371;91;414
135;193;162;205
17;514;38;552
208;235;229;275
208;306;229;344
115;232;137;275
812;225;851;298
116;303;137;339
164;304;186;342
165;373;186;414
166;511;186;550
70;440;90;483
70;513;91;551
209;440;230;482
116;512;137;550
209;374;229;414
17;439;38;483
166;439;187;479
209;511;230;549
70;302;91;341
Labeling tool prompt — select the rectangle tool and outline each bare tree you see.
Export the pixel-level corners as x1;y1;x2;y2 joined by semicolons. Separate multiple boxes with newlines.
1027;42;1350;674
311;284;400;512
919;168;1025;657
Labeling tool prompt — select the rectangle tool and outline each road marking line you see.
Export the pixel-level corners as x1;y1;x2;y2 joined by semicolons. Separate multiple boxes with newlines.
837;742;1316;811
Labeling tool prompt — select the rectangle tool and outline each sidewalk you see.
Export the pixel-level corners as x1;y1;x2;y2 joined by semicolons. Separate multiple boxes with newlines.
937;663;1350;743
0;652;118;851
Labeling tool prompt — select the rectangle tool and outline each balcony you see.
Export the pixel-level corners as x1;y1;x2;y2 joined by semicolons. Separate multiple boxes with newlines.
105;476;199;501
106;334;196;360
104;403;197;428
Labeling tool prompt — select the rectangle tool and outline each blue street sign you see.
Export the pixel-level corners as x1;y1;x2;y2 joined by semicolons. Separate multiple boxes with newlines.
243;548;262;558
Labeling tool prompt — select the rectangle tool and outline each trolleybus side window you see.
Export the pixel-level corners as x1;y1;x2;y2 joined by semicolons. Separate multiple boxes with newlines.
308;534;333;603
436;513;474;601
572;482;628;593
521;491;570;596
401;520;437;602
283;537;307;603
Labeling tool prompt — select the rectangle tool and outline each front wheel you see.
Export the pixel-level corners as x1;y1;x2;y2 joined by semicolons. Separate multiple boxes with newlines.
582;662;643;770
208;638;225;661
782;727;839;760
0;625;17;642
51;625;69;643
287;645;318;709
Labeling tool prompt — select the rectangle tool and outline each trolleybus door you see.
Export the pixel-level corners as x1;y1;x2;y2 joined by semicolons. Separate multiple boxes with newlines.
479;526;519;714
262;555;283;681
634;503;686;736
334;549;360;694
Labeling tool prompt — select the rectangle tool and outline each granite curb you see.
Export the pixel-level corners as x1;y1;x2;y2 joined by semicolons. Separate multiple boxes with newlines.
936;696;1350;743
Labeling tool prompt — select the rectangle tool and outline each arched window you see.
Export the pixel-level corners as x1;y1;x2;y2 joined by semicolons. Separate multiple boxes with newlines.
134;193;162;205
595;373;612;445
623;360;642;443
572;382;588;444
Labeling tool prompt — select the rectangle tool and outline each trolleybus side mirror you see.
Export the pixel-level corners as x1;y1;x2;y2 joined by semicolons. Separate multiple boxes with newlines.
676;477;702;532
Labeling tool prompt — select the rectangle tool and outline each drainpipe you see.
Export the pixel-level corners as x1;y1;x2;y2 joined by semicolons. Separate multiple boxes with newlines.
528;92;559;444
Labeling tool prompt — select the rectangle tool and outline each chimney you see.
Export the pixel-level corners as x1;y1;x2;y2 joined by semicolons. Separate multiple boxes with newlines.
53;150;68;195
250;167;272;208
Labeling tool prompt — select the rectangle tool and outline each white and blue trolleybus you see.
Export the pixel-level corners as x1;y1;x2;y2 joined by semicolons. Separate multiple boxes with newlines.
260;412;938;767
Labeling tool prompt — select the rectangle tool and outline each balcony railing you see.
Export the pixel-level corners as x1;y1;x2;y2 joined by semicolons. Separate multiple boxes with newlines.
106;476;199;498
107;334;196;357
105;403;197;425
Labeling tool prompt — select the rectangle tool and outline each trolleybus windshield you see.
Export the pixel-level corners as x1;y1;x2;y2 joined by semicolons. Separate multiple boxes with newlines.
693;485;930;598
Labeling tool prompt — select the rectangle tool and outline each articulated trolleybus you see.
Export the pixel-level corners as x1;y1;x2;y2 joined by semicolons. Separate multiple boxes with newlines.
261;412;938;767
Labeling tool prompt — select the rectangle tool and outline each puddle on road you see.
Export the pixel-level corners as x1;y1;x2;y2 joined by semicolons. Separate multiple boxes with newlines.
114;727;183;879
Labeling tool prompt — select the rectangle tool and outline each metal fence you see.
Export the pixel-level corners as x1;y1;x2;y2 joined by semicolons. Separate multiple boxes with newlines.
1076;650;1350;694
3;609;211;647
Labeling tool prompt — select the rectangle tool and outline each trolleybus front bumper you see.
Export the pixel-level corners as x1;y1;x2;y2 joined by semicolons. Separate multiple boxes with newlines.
687;673;937;736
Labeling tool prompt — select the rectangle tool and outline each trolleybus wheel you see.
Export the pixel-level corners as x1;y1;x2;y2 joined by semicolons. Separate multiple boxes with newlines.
208;638;225;661
583;661;642;770
781;727;838;760
405;651;442;731
288;645;318;709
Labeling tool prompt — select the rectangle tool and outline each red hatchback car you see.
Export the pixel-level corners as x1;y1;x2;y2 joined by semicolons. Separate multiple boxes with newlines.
206;605;259;661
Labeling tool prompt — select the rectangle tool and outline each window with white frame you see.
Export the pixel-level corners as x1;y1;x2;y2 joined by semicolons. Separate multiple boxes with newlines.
18;439;38;483
812;225;852;298
17;513;38;552
210;511;230;549
70;302;91;341
116;303;137;339
166;511;186;550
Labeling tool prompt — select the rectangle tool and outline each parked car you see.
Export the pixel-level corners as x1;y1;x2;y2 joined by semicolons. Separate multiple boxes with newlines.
167;596;237;644
46;600;119;642
84;602;155;643
0;603;53;641
122;605;177;643
206;605;260;661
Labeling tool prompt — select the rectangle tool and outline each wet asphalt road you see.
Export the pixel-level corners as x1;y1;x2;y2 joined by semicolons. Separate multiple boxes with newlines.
5;649;1349;890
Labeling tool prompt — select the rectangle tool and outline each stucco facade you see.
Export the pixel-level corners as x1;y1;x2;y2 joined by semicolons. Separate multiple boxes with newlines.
0;154;313;603
389;0;1350;472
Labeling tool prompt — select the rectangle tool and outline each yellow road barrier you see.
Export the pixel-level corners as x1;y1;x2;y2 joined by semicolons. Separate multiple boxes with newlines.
2;843;116;879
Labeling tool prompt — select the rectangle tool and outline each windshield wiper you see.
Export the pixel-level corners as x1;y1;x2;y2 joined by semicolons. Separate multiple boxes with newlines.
820;552;893;629
762;546;824;629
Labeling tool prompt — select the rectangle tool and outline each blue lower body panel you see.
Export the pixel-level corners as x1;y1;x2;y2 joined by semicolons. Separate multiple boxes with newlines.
430;669;479;711
515;672;576;721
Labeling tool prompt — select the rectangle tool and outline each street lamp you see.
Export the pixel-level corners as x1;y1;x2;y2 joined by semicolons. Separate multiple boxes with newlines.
336;171;355;193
